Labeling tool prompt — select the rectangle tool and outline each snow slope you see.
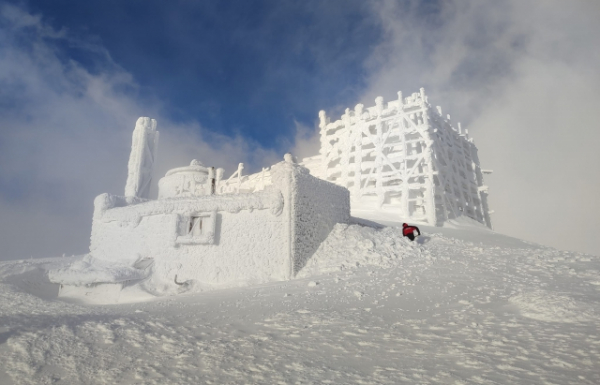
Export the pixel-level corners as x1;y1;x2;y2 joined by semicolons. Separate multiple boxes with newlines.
0;218;599;384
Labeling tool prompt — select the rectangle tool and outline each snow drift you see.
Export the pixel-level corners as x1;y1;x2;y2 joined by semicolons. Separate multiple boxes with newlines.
1;218;599;384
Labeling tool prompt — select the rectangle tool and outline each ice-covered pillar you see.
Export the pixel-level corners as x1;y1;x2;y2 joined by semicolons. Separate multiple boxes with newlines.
341;108;352;187
353;103;364;196
375;96;385;208
236;163;244;193
125;117;159;199
318;110;329;178
215;168;224;194
209;167;216;195
398;91;404;107
420;93;437;225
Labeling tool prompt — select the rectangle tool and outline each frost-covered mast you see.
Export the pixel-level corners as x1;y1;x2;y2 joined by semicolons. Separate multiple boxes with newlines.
306;88;492;228
124;117;159;199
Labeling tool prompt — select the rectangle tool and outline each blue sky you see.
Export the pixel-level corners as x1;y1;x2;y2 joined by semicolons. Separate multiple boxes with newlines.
1;0;600;260
19;0;386;148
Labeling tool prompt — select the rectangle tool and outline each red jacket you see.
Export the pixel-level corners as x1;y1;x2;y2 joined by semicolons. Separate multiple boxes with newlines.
402;225;421;236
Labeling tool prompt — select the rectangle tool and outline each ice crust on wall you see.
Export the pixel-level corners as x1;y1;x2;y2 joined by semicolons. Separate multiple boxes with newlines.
87;160;348;294
50;128;350;299
291;164;350;275
88;190;289;289
124;117;159;199
94;190;284;226
157;159;223;199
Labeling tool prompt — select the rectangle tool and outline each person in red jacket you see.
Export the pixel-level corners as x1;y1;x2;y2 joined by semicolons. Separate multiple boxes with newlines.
402;223;421;241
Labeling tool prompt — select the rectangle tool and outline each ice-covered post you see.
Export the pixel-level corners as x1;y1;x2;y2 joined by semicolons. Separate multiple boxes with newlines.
125;117;159;199
236;163;244;193
375;96;385;208
417;89;437;225
318;110;328;177
341;108;352;187
209;167;216;195
215;167;224;194
259;167;268;190
354;103;364;196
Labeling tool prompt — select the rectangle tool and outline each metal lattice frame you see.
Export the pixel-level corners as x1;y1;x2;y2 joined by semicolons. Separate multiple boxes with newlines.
313;88;492;227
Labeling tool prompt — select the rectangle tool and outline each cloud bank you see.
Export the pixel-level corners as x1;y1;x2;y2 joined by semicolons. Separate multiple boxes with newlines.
356;0;600;255
0;4;278;260
1;0;598;260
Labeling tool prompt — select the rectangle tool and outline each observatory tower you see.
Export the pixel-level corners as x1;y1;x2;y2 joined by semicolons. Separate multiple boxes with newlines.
302;88;492;228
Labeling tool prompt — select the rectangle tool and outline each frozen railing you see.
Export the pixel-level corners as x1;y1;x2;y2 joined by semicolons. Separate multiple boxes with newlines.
217;163;272;195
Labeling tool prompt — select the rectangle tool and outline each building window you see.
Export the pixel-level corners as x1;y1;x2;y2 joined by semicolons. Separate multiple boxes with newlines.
175;210;217;245
188;216;202;236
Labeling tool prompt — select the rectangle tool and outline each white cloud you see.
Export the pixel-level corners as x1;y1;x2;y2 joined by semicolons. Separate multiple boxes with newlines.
287;119;321;163
0;4;278;260
2;1;598;260
358;0;600;255
295;0;600;255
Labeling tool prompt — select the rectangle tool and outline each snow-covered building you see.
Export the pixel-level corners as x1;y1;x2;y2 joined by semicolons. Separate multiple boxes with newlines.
51;117;350;300
302;88;493;228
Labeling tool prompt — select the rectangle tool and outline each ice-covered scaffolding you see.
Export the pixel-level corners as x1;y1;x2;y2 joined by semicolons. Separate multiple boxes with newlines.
302;88;492;228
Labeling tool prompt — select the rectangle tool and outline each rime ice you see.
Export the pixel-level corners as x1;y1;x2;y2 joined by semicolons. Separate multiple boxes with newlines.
50;88;494;302
302;88;492;227
124;117;159;199
50;118;350;301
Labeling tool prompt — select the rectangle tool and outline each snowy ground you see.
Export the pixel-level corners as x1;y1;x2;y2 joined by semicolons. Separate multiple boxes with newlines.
1;217;599;384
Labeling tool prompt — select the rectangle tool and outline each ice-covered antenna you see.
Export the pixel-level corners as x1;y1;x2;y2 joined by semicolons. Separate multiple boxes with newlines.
355;103;364;116
318;110;327;129
375;96;384;113
398;91;404;107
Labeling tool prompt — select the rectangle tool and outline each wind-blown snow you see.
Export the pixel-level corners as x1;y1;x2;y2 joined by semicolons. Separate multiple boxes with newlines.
298;224;418;277
1;219;599;384
48;255;150;286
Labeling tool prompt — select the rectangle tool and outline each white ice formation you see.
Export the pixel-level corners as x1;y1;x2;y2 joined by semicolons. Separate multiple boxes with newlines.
302;88;492;228
50;118;350;300
50;88;493;302
124;117;159;199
